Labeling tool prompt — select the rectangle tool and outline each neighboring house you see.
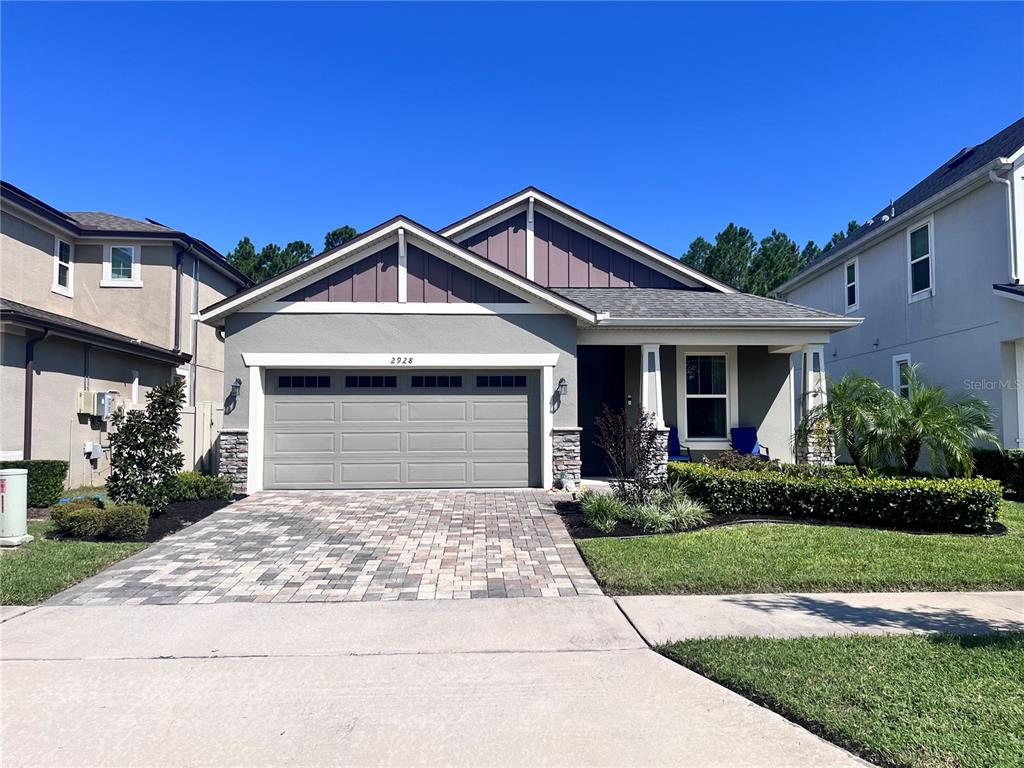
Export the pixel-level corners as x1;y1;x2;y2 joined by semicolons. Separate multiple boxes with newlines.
0;181;250;487
200;188;858;493
779;117;1024;449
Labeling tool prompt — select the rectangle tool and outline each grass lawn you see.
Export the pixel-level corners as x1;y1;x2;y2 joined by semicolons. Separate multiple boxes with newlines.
661;633;1024;768
0;519;147;605
577;501;1024;595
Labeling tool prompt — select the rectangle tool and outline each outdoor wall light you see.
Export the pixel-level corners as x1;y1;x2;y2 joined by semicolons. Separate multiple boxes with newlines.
230;378;242;397
557;378;569;396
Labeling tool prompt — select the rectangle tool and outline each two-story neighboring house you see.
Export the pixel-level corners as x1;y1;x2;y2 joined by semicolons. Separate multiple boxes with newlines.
779;117;1024;449
0;181;249;487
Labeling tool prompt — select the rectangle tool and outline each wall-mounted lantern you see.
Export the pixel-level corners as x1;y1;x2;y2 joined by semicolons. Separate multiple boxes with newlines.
230;378;242;397
557;377;569;397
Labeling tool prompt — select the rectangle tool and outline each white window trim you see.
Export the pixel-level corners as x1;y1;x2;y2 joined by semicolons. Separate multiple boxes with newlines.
844;256;859;313
892;353;912;396
907;218;934;303
51;238;74;298
102;244;144;288
131;370;140;404
675;347;739;449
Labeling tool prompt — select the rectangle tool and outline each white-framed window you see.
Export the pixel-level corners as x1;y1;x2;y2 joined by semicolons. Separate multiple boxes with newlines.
844;257;859;312
907;219;933;301
892;353;912;397
101;244;143;287
679;350;738;442
51;239;74;297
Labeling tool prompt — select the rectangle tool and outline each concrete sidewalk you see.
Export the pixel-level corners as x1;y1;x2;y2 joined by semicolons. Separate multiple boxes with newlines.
0;597;864;767
617;591;1024;645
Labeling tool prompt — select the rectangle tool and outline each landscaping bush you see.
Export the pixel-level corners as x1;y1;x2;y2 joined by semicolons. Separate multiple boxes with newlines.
625;499;673;534
580;490;623;534
51;503;149;540
663;493;711;531
669;462;1000;533
166;471;233;502
0;460;69;507
706;452;857;480
1006;451;1024;496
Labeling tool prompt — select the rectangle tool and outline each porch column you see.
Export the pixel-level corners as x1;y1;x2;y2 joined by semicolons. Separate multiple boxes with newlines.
802;344;827;414
640;344;665;429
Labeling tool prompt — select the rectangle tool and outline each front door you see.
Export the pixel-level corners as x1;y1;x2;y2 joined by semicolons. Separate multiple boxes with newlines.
577;346;626;477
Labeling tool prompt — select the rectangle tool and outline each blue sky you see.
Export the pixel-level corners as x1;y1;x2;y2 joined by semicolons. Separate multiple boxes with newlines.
2;1;1021;257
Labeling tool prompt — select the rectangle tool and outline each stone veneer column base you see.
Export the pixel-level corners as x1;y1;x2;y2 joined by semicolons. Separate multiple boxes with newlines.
551;428;582;489
796;436;836;465
218;429;249;494
653;428;669;483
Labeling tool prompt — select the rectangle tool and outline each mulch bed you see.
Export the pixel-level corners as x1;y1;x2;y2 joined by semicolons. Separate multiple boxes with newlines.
554;499;1008;540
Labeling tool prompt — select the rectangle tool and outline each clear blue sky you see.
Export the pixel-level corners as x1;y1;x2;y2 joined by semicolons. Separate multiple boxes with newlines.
2;1;1022;257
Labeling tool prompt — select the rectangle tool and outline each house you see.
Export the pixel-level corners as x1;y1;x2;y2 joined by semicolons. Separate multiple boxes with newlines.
1;181;250;487
778;117;1024;448
200;188;858;493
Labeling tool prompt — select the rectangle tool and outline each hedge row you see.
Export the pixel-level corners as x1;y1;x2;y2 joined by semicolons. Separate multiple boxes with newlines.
0;460;69;507
166;471;233;502
51;502;149;540
972;449;1024;496
669;463;1000;533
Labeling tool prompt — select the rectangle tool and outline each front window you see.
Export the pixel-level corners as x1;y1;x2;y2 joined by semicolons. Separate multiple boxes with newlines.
110;246;135;280
685;355;727;439
909;223;931;297
844;258;858;311
52;239;73;295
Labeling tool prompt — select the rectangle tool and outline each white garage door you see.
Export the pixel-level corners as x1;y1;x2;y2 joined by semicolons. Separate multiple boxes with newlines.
263;370;538;489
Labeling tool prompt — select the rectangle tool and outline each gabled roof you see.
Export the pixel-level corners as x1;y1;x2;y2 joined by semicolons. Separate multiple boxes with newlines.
780;117;1024;293
553;288;859;329
199;215;599;324
1;298;190;365
1;180;251;287
439;187;737;294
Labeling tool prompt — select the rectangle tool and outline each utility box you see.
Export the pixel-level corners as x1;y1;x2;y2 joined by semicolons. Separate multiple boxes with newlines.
77;391;117;421
0;468;32;547
83;442;103;461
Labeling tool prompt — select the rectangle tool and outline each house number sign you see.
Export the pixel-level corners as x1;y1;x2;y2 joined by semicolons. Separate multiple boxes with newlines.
390;357;414;365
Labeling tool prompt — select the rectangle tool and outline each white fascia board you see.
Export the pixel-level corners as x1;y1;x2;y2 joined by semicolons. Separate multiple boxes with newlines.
993;286;1024;303
778;163;1002;295
241;352;560;369
440;190;736;294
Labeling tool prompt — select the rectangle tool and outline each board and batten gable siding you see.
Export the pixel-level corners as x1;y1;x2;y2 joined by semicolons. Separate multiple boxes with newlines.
457;210;689;289
406;244;523;303
281;244;399;302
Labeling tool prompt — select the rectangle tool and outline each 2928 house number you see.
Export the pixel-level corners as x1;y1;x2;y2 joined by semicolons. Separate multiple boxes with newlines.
390;356;414;365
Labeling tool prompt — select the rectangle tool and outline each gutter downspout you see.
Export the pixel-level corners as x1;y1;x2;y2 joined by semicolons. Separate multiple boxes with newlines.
173;243;195;353
989;166;1017;283
23;329;50;460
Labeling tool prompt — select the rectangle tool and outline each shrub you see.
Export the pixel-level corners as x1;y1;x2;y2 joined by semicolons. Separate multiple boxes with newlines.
1006;451;1024;496
971;448;1006;482
663;494;710;531
166;471;233;502
52;503;149;540
626;498;674;534
107;379;185;513
595;406;663;505
0;460;69;507
708;451;781;473
580;490;623;534
669;462;1000;533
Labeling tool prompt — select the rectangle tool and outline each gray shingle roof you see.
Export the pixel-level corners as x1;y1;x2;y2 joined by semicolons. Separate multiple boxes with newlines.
65;212;174;233
799;117;1024;271
551;287;845;321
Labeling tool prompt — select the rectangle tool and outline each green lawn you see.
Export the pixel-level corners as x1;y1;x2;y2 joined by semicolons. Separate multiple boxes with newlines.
577;501;1024;595
0;519;147;605
661;633;1024;768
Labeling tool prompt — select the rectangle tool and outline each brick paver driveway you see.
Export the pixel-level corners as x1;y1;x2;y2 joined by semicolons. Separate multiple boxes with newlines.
51;490;601;605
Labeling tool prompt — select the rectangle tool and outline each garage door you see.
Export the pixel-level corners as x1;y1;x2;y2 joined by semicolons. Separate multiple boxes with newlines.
263;370;538;489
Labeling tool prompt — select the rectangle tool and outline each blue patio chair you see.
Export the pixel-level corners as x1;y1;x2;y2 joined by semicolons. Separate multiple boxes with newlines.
730;427;769;460
667;426;692;462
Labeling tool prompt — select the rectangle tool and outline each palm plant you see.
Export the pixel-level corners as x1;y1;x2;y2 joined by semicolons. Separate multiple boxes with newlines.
794;371;887;476
869;364;1000;476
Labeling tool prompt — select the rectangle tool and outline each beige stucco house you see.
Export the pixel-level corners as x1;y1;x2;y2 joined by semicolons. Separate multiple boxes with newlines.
1;181;249;487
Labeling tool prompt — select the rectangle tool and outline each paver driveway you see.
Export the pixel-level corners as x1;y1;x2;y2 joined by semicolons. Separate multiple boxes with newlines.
50;490;601;605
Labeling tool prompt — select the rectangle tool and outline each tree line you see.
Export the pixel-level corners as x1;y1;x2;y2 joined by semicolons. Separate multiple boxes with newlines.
682;220;859;297
227;225;358;283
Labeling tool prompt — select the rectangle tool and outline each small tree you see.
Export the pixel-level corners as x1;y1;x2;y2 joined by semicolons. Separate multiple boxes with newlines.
107;379;186;512
595;406;663;505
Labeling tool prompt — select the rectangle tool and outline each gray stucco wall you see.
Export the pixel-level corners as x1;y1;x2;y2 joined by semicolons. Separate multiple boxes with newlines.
785;180;1014;444
737;346;794;463
222;312;579;430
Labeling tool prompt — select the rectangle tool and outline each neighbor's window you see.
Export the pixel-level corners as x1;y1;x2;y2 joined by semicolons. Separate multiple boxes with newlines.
892;355;911;398
685;355;727;439
110;246;135;280
908;223;932;297
53;239;73;295
844;257;858;311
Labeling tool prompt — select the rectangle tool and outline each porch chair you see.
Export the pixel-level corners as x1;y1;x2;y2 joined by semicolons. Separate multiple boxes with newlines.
730;427;770;460
667;426;692;462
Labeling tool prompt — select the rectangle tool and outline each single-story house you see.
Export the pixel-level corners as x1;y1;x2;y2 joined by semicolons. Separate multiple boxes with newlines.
199;188;860;493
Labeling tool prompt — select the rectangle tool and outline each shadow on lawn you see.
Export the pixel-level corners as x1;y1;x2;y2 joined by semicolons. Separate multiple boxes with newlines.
724;594;1024;636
